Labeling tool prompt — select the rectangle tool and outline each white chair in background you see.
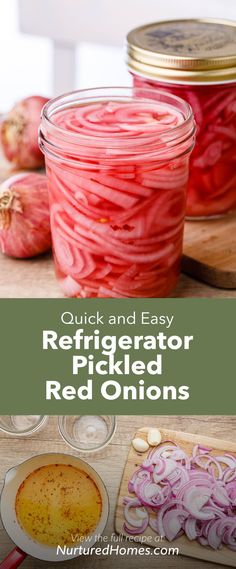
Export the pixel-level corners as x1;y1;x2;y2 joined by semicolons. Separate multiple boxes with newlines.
18;0;236;95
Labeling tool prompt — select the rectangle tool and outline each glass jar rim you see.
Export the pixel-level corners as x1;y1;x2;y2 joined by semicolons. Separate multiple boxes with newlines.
0;415;48;436
40;87;195;167
58;415;117;453
41;86;194;145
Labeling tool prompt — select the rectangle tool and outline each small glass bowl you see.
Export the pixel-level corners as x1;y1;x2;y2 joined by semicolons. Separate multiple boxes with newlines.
0;415;48;436
58;415;117;453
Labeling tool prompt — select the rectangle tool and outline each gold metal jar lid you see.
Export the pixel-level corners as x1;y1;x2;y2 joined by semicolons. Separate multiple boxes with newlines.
126;19;236;83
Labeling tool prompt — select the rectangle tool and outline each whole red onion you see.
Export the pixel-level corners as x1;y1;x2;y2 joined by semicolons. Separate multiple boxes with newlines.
0;172;51;258
1;95;49;169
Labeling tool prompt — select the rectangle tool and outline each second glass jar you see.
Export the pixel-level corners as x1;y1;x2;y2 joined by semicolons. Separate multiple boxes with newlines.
127;19;236;218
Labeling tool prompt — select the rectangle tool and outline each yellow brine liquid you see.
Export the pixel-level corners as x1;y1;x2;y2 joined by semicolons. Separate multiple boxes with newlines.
15;464;102;546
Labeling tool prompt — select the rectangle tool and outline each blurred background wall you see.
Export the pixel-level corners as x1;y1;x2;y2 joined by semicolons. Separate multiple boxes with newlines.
0;0;235;110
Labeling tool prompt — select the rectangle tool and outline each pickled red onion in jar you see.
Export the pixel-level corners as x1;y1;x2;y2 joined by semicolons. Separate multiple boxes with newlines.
39;88;195;298
126;19;236;218
133;78;236;218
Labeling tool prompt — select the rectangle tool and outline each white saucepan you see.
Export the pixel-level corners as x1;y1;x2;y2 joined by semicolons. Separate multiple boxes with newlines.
0;453;109;567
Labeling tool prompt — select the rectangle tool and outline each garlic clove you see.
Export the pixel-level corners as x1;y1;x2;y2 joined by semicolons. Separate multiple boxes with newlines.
147;428;162;447
132;437;149;453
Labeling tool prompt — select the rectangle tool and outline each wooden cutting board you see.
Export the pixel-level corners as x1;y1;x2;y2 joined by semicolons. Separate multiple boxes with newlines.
115;427;236;567
183;214;236;289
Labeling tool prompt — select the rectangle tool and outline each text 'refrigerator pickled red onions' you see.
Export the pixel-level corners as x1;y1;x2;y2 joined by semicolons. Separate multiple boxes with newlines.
39;88;195;298
127;19;236;218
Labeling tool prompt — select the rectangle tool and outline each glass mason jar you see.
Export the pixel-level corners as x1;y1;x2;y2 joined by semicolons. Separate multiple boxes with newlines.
39;87;195;298
126;19;236;218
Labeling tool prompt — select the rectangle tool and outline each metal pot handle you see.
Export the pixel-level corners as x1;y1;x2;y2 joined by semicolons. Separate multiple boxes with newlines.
0;548;27;568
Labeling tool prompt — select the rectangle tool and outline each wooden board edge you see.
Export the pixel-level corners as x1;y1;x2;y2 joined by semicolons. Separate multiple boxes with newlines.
182;255;236;290
133;427;236;452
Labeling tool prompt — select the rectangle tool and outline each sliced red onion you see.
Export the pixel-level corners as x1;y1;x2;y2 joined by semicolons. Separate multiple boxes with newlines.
153;458;177;484
149;514;159;533
162;509;188;541
123;439;236;552
223;467;236;483
198;536;209;547
208;519;224;550
135;479;168;508
191;455;223;479
183;487;213;520
216;455;236;468
124;520;149;535
124;497;149;529
218;518;236;551
153;458;166;476
212;484;230;507
226;481;236;504
184;517;199;541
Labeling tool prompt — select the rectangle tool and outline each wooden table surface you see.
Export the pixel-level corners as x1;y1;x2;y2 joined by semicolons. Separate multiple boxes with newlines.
0;415;235;568
0;252;236;298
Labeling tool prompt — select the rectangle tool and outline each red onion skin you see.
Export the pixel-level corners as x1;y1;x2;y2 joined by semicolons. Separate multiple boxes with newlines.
0;172;51;258
1;96;49;169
